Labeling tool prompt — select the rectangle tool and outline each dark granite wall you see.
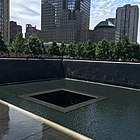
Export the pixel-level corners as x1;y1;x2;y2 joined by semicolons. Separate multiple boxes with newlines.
0;59;64;84
63;60;140;88
1;59;140;88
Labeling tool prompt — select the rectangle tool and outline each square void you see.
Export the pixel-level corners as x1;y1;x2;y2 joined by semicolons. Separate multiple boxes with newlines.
31;90;96;108
24;89;105;113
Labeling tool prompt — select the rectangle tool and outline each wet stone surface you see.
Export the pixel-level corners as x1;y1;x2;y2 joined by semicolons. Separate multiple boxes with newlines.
0;103;76;140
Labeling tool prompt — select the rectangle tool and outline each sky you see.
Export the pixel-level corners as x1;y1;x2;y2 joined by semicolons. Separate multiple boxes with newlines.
10;0;140;42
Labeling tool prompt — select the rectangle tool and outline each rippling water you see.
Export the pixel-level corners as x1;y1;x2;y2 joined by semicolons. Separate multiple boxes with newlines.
0;79;140;140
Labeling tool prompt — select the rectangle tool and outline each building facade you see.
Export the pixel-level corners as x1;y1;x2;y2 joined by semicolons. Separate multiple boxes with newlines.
92;20;119;43
10;21;22;43
116;4;139;42
25;24;41;39
0;0;10;43
41;0;91;43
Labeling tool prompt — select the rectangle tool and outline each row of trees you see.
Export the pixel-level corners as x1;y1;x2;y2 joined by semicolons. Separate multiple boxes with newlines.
0;33;140;61
0;33;45;57
47;37;140;61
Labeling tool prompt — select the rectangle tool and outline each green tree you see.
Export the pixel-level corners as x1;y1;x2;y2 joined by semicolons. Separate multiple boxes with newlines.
7;44;14;54
59;43;66;58
115;41;123;60
120;36;130;61
75;43;86;58
67;43;76;58
12;33;25;56
108;41;116;60
24;36;45;57
130;42;140;61
96;39;110;60
0;36;8;56
85;41;96;59
47;42;60;56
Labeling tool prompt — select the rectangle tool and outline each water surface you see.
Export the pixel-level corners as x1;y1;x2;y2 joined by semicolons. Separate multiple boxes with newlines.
0;79;140;139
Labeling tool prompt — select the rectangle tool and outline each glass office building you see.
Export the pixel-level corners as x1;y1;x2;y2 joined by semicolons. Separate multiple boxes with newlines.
41;0;91;43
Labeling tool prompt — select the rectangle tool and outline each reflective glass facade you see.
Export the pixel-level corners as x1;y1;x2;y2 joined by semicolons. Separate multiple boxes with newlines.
67;0;76;10
42;0;90;28
42;0;63;27
41;0;91;43
64;0;80;11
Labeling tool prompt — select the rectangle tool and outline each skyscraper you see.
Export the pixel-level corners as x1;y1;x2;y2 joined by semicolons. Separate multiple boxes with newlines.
116;4;139;42
41;0;91;43
0;0;10;43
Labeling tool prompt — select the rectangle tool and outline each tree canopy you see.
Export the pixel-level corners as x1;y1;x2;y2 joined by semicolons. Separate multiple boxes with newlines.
0;36;8;56
11;33;25;56
0;35;140;62
24;36;45;56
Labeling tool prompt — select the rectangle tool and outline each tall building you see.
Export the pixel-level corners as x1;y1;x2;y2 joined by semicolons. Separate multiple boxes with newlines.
0;0;10;43
25;24;41;39
10;21;22;43
116;4;139;42
41;0;91;43
92;20;119;43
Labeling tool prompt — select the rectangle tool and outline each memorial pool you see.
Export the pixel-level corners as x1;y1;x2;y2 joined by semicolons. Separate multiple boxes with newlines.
0;79;140;140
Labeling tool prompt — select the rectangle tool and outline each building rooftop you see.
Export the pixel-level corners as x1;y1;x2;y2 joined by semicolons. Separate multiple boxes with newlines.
95;20;115;28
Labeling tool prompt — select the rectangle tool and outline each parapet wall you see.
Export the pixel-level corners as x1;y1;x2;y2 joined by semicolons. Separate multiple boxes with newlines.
63;60;140;88
0;59;140;88
0;59;64;84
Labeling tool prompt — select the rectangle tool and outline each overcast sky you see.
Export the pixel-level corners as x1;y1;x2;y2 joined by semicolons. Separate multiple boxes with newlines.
10;0;140;42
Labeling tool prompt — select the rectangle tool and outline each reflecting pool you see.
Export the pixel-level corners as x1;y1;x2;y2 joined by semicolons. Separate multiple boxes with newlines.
0;79;140;140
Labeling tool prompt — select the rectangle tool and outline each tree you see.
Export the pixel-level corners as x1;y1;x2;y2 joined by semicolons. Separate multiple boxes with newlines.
67;43;76;58
120;36;130;61
12;33;25;56
59;43;66;58
47;42;60;56
108;41;116;60
75;43;86;58
0;36;8;56
84;41;96;59
115;41;123;60
96;39;110;60
130;42;140;61
24;36;45;57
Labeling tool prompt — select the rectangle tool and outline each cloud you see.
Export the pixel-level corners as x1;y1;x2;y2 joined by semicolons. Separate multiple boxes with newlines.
10;0;41;37
10;0;140;42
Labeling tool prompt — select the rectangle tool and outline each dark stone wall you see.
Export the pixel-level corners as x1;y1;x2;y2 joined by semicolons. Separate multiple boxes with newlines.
63;60;140;88
0;59;64;84
1;59;140;88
